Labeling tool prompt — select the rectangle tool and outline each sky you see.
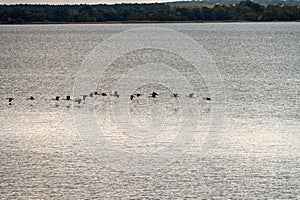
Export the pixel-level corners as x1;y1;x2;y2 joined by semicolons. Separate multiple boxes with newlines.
0;0;170;4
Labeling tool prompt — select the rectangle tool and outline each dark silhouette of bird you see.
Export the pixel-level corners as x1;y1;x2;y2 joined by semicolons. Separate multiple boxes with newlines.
187;93;194;98
6;97;14;102
27;96;35;100
112;91;119;98
151;92;158;98
74;98;82;104
82;95;88;100
172;93;178;98
89;92;94;97
101;93;107;96
64;96;71;100
52;96;60;101
203;97;211;101
130;95;135;100
135;94;141;97
94;92;98;95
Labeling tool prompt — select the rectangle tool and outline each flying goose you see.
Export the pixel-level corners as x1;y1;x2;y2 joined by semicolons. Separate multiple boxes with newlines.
130;95;135;101
27;96;35;100
150;92;158;98
82;95;88;100
74;98;82;104
6;97;14;102
51;96;60;101
187;93;194;98
112;91;119;98
65;96;71;100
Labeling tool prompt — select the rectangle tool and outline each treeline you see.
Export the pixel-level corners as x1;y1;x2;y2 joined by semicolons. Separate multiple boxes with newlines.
168;0;300;6
0;1;299;23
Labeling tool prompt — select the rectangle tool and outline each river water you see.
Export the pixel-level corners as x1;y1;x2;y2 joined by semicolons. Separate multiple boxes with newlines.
0;23;299;199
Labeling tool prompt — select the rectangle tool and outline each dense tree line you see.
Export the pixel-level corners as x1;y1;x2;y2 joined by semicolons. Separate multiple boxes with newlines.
0;1;299;23
168;0;300;6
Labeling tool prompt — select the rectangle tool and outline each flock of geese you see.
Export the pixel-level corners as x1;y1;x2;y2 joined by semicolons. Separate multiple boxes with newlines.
5;91;211;106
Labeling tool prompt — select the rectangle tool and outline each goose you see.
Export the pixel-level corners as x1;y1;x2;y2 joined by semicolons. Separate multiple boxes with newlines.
135;93;141;97
172;93;178;98
89;92;94;97
6;97;14;102
65;96;71;100
101;93;107;96
74;98;82;104
203;97;211;101
130;95;135;100
27;96;35;100
52;96;60;101
187;93;194;98
112;91;119;98
82;95;88;100
151;92;158;98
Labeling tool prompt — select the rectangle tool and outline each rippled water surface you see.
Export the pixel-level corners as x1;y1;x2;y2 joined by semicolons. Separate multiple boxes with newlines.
0;23;299;199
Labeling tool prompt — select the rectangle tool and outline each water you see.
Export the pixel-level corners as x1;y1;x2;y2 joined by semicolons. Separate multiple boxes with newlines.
0;23;299;198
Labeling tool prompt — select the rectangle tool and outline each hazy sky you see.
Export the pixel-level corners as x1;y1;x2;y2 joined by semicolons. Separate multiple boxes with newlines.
0;0;168;4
